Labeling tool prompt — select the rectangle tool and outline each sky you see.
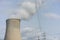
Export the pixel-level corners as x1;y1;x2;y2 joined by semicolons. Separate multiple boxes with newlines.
0;0;60;40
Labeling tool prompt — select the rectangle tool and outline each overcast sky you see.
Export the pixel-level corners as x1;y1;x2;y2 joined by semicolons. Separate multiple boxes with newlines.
0;0;60;40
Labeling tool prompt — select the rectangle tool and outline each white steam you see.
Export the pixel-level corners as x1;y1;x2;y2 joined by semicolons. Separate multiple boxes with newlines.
21;1;36;14
9;0;45;20
9;8;30;19
16;8;30;19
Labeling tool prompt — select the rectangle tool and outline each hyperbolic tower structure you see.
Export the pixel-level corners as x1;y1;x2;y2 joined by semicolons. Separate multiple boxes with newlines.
4;19;21;40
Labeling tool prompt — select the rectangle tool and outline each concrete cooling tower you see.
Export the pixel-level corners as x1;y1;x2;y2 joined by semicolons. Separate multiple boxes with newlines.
4;19;21;40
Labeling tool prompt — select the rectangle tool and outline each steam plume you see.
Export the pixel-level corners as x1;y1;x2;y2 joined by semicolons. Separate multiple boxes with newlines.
9;0;45;20
21;1;36;14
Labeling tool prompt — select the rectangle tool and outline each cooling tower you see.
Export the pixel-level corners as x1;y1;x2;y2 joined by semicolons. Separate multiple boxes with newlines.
4;19;21;40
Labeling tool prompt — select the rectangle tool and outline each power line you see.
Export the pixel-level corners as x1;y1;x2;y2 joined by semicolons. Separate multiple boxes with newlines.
35;0;43;32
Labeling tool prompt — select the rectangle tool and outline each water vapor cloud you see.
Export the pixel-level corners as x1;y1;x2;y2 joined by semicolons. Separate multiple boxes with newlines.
9;0;46;20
